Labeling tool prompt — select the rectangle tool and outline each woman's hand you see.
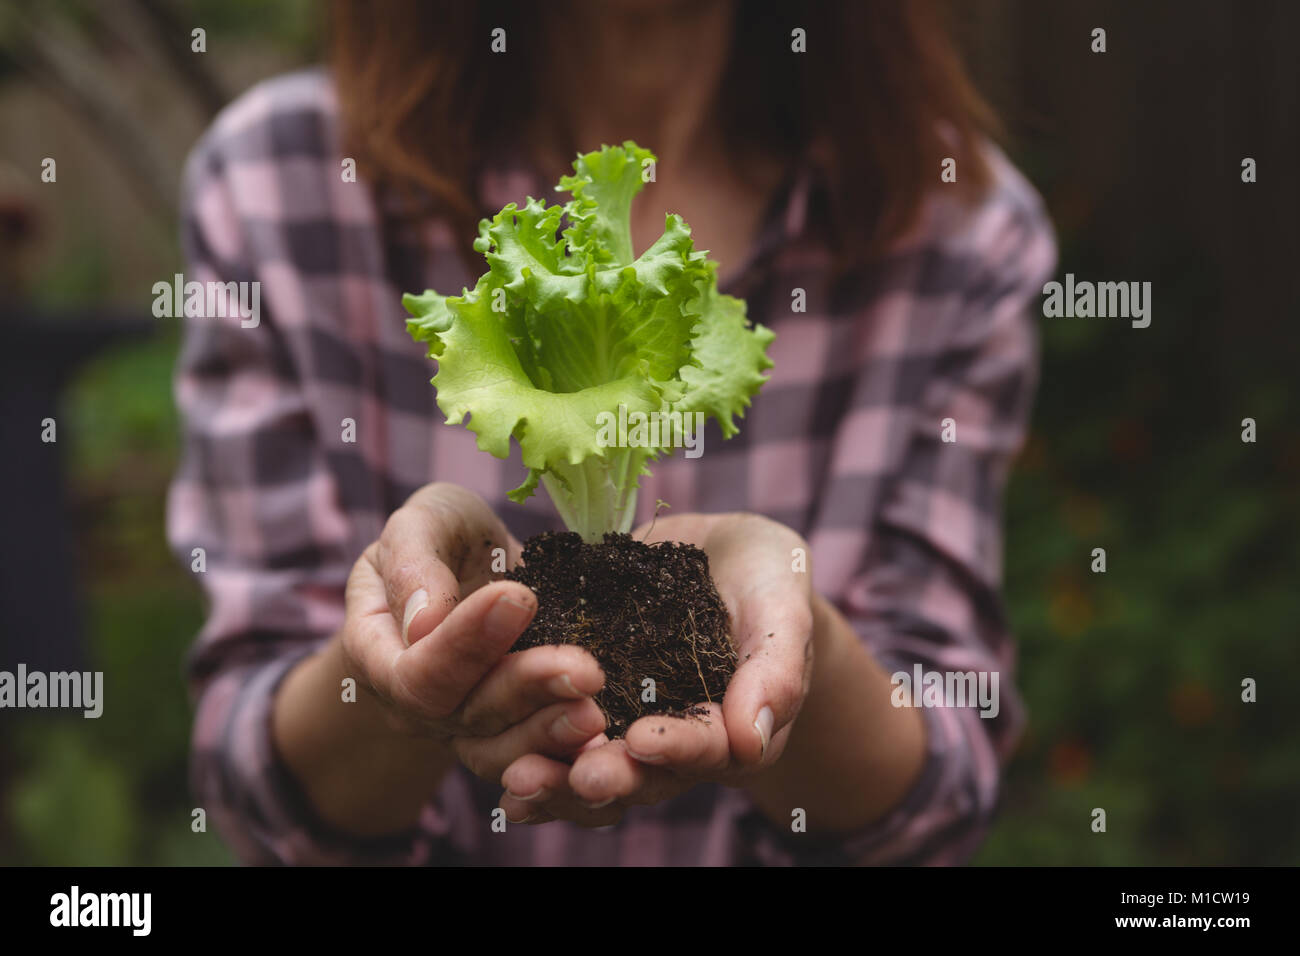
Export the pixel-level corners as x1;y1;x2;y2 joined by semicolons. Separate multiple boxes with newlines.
495;512;816;826
343;482;610;774
274;482;608;835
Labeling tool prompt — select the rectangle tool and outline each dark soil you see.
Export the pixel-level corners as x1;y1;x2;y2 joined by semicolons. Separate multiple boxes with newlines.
507;531;736;739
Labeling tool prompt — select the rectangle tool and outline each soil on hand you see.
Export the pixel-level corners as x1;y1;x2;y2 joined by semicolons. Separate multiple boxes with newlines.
507;531;736;739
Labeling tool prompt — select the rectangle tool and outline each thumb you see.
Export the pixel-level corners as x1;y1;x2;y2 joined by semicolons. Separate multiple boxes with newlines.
377;484;518;645
395;580;538;714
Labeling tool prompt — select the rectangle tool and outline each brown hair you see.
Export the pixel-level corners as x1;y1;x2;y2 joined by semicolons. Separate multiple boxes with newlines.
330;0;997;272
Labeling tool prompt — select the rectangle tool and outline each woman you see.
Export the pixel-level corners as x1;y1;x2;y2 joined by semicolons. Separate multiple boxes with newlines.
170;0;1055;865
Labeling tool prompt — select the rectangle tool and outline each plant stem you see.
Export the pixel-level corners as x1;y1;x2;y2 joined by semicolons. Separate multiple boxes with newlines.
541;450;647;542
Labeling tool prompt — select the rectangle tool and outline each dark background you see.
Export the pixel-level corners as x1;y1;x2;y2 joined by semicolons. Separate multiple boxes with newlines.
0;0;1295;865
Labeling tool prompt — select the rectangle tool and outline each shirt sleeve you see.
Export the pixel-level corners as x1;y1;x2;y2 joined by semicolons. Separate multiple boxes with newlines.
167;124;445;866
732;166;1057;865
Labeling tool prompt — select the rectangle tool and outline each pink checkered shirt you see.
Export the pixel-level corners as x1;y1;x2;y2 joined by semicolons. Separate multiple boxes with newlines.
168;70;1057;866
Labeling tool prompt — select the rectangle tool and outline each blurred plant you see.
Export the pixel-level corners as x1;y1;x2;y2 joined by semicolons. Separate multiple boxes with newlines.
974;194;1300;864
0;0;321;867
1;333;231;866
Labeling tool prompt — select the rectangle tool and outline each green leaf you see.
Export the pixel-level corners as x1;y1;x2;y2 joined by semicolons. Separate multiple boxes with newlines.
405;141;773;540
676;285;775;438
558;140;656;266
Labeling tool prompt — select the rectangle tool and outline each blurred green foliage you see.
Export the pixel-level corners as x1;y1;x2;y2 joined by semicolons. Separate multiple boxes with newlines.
974;212;1300;865
1;0;313;868
2;334;233;866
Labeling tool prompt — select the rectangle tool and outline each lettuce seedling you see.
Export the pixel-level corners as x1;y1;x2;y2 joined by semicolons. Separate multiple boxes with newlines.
405;142;773;542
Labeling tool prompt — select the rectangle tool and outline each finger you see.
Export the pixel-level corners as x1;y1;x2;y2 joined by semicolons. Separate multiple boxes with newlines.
620;704;732;775
498;755;565;825
457;644;605;737
498;759;560;825
720;584;813;767
373;505;465;648
567;739;644;808
695;518;813;767
568;739;695;808
391;580;538;717
500;752;571;803
403;482;523;589
499;800;557;826
376;484;520;646
499;754;624;827
452;698;607;783
341;549;417;710
501;791;621;828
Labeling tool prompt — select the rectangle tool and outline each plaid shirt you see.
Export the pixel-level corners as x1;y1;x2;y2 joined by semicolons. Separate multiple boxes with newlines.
168;69;1056;866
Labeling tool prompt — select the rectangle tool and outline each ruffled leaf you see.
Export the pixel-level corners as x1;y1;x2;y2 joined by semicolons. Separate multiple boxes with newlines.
405;141;774;540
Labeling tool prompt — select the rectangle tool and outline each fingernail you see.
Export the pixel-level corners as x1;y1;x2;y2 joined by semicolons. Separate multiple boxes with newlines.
625;746;666;765
505;809;533;824
547;673;581;699
484;593;535;641
505;787;548;802
550;709;602;742
754;705;774;759
580;797;616;810
402;589;429;646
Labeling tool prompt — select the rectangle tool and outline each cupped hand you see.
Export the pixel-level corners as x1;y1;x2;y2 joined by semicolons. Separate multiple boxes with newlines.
342;483;608;783
496;512;814;826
